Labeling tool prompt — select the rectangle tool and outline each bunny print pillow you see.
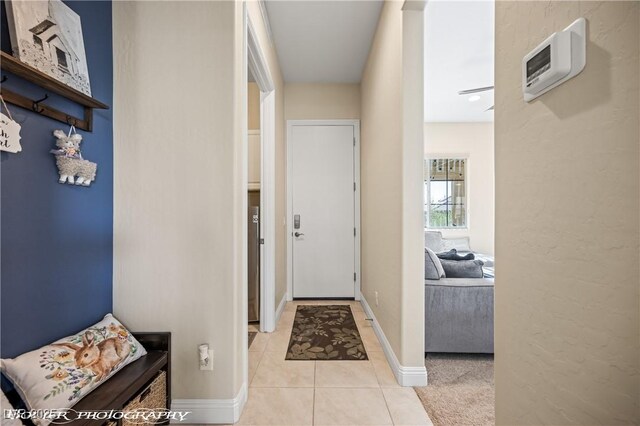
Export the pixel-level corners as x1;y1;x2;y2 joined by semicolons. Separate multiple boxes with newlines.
1;314;147;426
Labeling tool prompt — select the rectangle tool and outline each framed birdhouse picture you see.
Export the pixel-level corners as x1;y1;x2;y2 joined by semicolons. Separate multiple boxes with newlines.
4;0;92;96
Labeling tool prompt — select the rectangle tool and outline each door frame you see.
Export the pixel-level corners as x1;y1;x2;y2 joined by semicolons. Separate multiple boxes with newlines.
286;119;361;301
248;14;276;333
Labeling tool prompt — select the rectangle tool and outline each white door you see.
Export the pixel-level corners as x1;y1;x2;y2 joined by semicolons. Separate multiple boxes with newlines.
290;124;356;298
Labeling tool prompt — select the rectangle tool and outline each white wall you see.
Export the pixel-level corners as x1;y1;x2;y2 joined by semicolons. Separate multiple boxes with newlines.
113;0;242;402
284;83;360;120
248;82;260;130
495;1;639;423
360;0;425;375
248;83;260;187
361;0;403;365
248;132;261;187
424;122;495;254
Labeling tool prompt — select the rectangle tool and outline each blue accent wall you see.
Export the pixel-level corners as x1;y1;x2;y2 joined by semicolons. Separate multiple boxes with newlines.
0;1;113;358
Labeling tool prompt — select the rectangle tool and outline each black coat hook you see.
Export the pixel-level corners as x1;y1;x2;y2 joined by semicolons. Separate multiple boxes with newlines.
66;115;77;126
32;94;48;112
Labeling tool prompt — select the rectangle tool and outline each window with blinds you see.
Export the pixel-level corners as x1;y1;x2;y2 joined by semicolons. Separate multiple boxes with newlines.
425;158;467;228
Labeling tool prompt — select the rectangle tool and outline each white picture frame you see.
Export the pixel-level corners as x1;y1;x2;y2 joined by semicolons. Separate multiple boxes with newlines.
4;0;91;96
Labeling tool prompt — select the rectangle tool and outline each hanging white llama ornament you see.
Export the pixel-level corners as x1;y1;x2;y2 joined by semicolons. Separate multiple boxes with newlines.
50;126;97;186
0;95;22;153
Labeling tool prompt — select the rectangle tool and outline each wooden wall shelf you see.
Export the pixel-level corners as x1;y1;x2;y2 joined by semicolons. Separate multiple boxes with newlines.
0;51;109;131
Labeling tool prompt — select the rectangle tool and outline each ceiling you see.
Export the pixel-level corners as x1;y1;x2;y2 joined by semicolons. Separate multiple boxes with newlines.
424;0;494;122
264;1;383;83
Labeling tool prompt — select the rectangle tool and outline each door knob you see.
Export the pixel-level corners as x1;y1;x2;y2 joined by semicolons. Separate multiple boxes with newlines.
294;232;305;237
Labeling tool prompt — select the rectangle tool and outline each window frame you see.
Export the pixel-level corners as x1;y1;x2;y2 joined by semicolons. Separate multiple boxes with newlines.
425;156;469;230
33;35;43;50
55;47;68;72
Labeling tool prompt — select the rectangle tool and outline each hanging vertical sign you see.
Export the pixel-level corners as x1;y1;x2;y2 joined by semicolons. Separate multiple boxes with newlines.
0;96;22;153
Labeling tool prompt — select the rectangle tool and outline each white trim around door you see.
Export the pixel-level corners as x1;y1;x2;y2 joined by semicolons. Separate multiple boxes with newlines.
247;11;276;334
286;120;361;301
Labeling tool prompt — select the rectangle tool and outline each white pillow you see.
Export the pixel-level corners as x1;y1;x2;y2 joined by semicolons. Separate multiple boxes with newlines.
1;314;147;426
425;231;444;252
442;236;471;252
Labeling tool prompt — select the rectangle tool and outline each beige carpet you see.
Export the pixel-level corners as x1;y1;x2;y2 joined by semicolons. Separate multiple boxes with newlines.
414;354;494;426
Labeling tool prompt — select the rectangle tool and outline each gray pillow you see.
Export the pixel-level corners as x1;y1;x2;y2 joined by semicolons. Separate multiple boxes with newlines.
440;259;485;278
425;248;445;280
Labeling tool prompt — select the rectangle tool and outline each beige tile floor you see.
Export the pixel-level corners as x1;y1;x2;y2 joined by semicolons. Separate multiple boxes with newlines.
239;300;433;426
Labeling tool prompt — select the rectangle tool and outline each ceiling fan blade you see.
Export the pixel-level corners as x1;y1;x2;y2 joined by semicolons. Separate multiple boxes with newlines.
486;105;494;111
458;86;494;95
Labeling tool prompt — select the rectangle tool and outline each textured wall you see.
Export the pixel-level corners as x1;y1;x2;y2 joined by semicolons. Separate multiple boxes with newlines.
424;122;495;255
495;2;639;423
284;83;360;120
113;1;241;400
0;0;113;358
113;1;286;404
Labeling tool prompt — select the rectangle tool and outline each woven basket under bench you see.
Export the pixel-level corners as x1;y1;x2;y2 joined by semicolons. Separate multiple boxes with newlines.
124;370;167;426
105;370;167;426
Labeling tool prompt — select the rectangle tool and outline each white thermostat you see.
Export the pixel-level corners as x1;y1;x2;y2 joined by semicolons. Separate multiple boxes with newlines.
523;18;586;102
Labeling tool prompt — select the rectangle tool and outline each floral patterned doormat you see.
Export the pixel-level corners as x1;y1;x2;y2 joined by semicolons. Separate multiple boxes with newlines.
285;305;368;360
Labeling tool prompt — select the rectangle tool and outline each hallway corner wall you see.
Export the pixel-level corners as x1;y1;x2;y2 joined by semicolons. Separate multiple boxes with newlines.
360;0;425;372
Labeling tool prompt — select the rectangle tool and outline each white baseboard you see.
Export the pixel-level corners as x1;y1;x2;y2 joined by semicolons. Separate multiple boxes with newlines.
171;382;247;424
359;294;428;387
275;292;287;324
